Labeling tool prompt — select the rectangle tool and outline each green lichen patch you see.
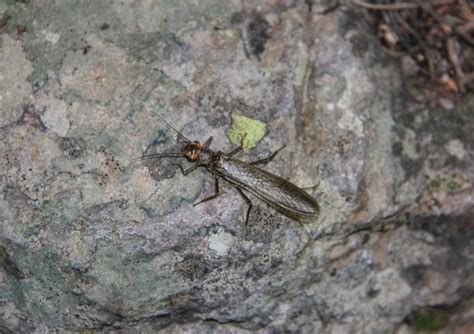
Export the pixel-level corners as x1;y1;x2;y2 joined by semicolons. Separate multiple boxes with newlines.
226;113;267;151
424;172;469;193
412;308;449;332
216;28;236;38
425;175;443;192
294;41;309;86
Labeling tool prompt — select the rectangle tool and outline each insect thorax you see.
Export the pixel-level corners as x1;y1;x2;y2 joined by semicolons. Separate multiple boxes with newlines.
197;150;215;165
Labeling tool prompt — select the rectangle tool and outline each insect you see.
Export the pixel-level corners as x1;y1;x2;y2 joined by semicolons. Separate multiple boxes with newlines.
137;115;320;224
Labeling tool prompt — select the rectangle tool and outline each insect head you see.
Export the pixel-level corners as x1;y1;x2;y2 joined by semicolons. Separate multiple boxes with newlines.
183;141;201;161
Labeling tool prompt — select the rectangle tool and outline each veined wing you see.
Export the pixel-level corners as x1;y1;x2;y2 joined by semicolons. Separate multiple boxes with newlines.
212;155;320;221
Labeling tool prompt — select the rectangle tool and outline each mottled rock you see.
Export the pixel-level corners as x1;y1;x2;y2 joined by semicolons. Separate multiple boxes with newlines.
0;1;473;333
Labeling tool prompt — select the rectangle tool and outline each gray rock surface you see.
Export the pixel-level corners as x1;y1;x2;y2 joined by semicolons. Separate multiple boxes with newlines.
1;1;473;333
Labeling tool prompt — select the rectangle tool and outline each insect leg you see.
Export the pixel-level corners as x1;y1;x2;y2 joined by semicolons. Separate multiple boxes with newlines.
249;145;285;165
173;163;198;175
236;188;252;225
227;135;247;157
227;143;242;157
301;179;320;190
193;177;220;206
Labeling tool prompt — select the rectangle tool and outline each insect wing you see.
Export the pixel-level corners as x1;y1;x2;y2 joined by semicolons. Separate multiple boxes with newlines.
214;156;320;221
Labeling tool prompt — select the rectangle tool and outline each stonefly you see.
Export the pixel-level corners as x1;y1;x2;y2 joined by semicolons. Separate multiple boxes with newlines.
136;114;320;224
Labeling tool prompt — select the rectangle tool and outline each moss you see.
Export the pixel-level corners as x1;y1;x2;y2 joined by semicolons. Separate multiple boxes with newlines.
428;177;442;191
160;17;169;30
447;180;462;190
226;113;267;151
412;308;449;332
425;173;466;193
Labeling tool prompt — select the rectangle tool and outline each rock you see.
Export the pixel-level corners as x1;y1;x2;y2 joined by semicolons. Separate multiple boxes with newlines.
0;1;473;333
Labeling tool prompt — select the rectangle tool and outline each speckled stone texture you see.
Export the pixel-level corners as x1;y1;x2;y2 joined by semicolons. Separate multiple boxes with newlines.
1;1;473;333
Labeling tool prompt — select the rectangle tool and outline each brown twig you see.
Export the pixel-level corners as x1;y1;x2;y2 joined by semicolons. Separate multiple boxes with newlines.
458;0;474;21
353;0;472;107
351;0;457;11
456;20;474;45
317;1;341;15
447;38;464;78
416;1;444;25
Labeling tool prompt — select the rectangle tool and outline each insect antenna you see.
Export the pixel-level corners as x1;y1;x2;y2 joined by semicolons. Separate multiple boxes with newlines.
151;111;191;144
127;112;190;169
126;152;184;168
